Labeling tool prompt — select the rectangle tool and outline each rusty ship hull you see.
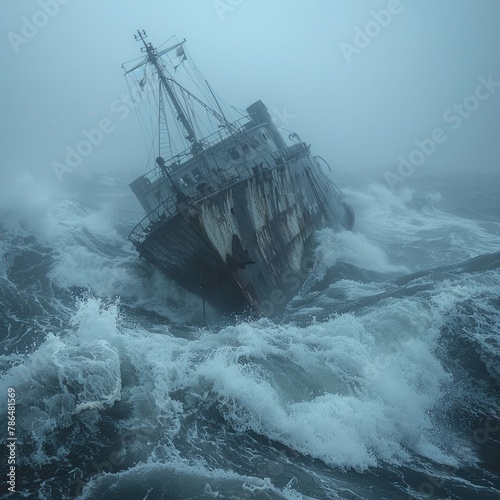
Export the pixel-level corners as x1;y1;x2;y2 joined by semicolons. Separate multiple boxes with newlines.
124;33;354;316
131;142;354;316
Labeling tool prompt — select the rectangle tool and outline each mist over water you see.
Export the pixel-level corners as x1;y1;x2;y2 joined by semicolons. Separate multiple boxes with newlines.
2;1;500;498
1;168;499;498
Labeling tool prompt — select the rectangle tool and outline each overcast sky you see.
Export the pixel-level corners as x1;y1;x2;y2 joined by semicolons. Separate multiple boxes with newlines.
2;0;500;195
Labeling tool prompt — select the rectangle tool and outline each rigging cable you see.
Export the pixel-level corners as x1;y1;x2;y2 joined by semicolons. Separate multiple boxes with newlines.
199;233;206;326
125;74;156;173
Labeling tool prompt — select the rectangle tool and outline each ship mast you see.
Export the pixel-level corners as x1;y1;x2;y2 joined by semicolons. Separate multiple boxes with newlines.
134;30;197;144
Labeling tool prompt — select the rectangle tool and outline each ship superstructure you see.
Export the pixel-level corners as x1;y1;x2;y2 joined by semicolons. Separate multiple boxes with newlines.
125;31;354;316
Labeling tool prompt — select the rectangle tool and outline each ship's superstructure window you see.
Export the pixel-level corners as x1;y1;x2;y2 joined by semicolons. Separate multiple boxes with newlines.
124;34;355;318
191;167;203;182
229;147;240;160
180;174;195;187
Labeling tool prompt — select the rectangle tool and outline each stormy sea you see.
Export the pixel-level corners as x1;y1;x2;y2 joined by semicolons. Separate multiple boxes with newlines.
1;171;499;499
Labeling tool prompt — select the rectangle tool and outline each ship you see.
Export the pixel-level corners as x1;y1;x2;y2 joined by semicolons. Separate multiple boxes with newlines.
124;31;354;317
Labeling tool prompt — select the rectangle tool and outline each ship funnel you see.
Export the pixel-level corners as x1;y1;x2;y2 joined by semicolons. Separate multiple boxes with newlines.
246;100;287;149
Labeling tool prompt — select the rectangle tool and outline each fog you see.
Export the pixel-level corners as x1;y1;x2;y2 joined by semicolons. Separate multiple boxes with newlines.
2;0;500;196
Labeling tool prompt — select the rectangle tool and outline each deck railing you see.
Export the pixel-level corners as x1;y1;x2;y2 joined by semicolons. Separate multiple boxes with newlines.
142;117;251;184
128;142;309;245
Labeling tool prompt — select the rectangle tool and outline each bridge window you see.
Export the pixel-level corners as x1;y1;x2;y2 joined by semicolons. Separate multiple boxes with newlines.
229;147;240;160
180;174;195;187
191;167;203;182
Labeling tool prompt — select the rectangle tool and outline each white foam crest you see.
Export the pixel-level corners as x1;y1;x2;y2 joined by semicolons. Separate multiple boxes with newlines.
7;284;489;473
49;243;136;297
1;347;120;464
0;298;124;464
111;297;463;471
314;228;409;274
326;279;386;301
191;309;457;470
429;271;500;381
426;268;500;315
131;268;219;324
49;244;214;323
0;176;208;323
22;199;213;323
344;183;500;261
32;199;124;250
71;296;121;343
343;183;416;241
0;192;138;298
80;460;297;500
